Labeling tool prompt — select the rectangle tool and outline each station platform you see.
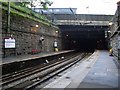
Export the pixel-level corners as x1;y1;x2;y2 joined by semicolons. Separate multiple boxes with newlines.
1;50;74;65
43;50;119;89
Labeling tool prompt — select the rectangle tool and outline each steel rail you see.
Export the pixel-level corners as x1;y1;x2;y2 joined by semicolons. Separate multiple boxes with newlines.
2;53;80;89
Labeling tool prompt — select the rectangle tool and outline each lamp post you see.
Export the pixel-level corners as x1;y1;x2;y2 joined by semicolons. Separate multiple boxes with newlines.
7;0;10;34
3;1;11;57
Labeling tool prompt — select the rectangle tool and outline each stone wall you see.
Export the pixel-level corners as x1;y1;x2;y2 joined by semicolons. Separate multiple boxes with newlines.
111;35;119;57
109;1;120;60
1;9;61;57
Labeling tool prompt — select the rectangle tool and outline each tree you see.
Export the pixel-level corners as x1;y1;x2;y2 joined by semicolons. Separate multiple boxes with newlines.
15;0;53;10
15;0;30;7
40;0;53;10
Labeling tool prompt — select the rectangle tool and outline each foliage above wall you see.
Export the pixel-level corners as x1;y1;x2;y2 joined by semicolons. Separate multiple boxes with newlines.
0;1;58;29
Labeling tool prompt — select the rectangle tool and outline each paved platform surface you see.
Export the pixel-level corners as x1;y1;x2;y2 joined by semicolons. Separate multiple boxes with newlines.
78;50;119;88
1;50;73;65
43;50;119;89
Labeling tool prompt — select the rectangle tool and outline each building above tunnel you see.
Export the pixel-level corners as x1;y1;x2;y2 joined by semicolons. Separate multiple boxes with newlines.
33;8;77;14
33;8;113;26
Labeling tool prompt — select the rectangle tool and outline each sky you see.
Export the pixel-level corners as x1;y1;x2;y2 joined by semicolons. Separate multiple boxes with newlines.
49;0;120;15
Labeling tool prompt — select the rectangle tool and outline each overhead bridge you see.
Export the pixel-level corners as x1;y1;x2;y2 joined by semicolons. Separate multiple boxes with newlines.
51;14;112;26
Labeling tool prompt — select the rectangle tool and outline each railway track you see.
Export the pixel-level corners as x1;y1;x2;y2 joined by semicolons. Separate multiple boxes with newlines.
1;53;78;85
1;52;77;79
1;54;76;82
1;52;91;90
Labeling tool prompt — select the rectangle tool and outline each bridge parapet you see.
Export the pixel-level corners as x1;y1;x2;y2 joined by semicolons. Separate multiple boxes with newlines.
44;14;113;26
55;20;110;26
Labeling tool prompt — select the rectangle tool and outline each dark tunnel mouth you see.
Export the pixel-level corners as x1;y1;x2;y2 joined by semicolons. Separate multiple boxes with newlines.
59;25;108;52
62;38;107;52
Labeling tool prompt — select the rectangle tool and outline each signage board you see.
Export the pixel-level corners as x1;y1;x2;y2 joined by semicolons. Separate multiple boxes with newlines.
5;38;15;48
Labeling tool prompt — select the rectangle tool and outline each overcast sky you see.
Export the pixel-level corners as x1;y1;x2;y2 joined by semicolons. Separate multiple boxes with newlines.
49;0;119;15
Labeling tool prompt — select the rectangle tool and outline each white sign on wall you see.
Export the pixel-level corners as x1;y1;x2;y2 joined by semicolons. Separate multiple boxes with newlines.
5;38;15;48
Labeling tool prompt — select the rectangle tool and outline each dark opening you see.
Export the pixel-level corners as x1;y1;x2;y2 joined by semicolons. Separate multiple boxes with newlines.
59;25;108;52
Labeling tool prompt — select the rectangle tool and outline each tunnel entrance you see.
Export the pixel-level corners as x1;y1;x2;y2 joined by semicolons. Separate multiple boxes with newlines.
59;25;108;52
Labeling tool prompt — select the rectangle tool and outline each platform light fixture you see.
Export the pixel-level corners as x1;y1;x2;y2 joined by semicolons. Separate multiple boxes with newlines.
30;24;39;32
109;22;113;26
108;30;111;33
55;30;58;33
35;24;39;27
40;36;44;41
